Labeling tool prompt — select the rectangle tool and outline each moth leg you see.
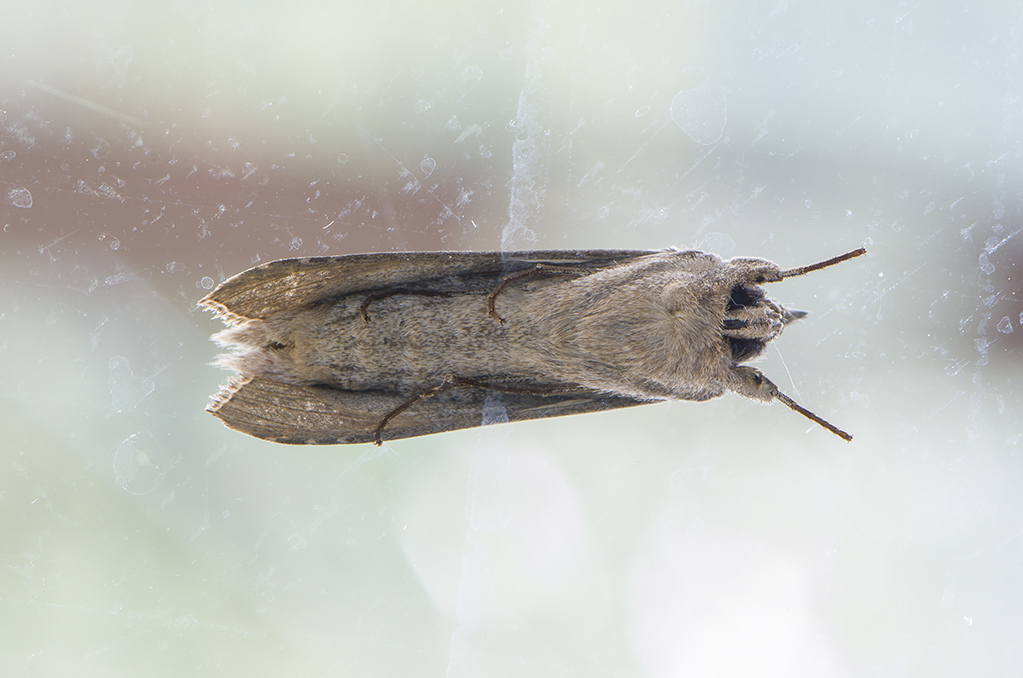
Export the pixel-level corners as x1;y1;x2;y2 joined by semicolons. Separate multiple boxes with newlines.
372;377;579;445
359;288;453;322
373;380;458;445
488;264;590;323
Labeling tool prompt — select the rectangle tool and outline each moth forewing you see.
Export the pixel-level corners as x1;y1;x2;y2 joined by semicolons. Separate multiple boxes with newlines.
201;247;864;445
206;376;643;444
199;249;654;322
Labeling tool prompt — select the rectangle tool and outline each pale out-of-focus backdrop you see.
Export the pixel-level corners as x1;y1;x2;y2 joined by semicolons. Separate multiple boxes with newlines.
2;2;1020;676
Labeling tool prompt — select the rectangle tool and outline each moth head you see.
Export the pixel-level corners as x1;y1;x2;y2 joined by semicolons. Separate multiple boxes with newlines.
720;248;866;365
720;248;866;442
721;277;806;363
720;257;800;364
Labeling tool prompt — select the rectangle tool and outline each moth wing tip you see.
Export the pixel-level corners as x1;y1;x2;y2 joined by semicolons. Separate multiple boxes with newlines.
196;288;223;311
206;375;250;414
204;377;379;445
198;295;252;326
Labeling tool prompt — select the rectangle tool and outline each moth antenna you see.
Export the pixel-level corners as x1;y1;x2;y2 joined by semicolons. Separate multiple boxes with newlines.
779;247;866;279
771;389;853;442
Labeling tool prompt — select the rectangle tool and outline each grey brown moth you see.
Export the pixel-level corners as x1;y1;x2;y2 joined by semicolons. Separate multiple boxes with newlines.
200;246;865;445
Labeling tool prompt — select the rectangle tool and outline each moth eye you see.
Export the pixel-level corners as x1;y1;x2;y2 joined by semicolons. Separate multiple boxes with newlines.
727;285;762;311
728;337;764;362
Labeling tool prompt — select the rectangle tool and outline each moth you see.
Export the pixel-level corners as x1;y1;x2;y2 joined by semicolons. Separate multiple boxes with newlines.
200;246;865;445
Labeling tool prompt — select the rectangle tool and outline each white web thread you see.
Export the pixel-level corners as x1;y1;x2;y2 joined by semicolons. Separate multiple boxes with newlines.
500;22;547;251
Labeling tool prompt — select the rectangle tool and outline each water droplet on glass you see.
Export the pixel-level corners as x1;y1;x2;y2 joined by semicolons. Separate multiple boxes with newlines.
635;105;651;117
997;316;1013;334
670;86;728;145
201;276;215;290
337;153;349;165
8;187;32;208
979;253;995;275
92;138;111;159
420;156;436;177
99;232;120;250
114;432;180;495
108;356;155;412
105;271;136;286
0;150;15;162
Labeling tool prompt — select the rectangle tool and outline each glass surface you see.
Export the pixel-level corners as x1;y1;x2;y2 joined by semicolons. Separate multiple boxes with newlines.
2;2;1020;676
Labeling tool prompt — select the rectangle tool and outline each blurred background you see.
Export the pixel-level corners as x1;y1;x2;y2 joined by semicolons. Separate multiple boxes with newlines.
1;1;1021;676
